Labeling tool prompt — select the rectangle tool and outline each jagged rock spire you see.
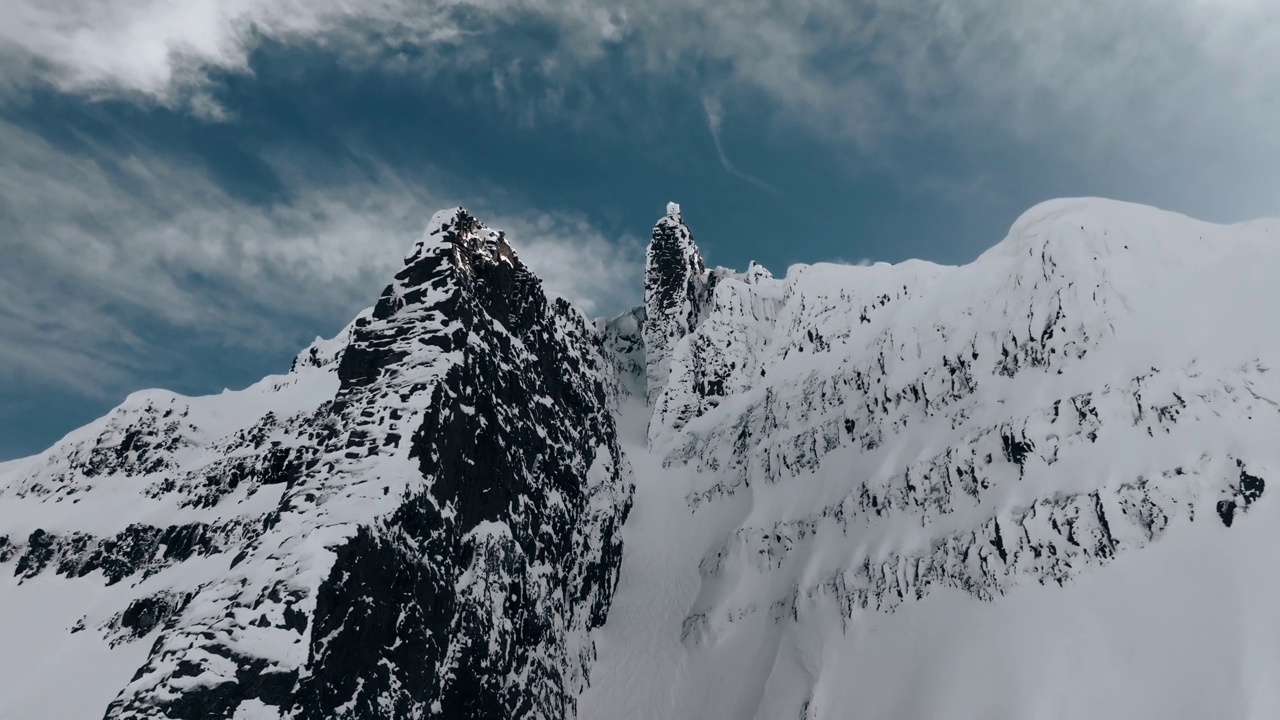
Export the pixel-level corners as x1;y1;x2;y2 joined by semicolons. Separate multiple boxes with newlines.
644;201;712;405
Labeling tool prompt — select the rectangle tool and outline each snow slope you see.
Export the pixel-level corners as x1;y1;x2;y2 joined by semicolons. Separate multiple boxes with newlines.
3;196;1279;719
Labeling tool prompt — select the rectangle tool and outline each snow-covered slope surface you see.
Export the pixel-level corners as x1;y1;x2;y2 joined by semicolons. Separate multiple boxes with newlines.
0;209;633;719
581;198;1280;719
5;197;1280;719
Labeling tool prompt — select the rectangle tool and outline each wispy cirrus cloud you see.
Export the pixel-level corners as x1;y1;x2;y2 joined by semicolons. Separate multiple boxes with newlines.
0;115;641;399
701;96;777;195
0;1;1273;139
4;0;1276;215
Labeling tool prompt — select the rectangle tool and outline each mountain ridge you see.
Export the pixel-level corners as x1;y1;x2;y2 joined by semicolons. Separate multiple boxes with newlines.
4;196;1280;719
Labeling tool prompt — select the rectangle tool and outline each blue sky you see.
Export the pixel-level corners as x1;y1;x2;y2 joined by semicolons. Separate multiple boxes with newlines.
1;0;1278;458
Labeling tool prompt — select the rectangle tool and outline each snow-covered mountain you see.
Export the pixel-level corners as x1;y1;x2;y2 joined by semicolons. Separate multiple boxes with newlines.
0;209;633;719
5;197;1280;719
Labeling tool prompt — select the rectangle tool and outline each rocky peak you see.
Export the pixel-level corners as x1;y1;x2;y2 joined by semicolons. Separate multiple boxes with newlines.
644;202;712;405
413;207;536;331
743;260;773;284
336;207;543;393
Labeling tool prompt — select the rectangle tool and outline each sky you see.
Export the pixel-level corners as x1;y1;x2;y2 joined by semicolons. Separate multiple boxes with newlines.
1;0;1278;459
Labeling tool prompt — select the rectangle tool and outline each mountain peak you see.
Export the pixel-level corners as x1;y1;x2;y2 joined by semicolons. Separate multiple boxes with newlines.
340;207;543;390
408;206;517;278
644;203;712;404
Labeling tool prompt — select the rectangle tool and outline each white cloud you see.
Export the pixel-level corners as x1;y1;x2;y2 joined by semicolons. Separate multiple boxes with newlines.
701;95;777;195
0;0;366;101
500;214;644;318
0;118;641;396
3;0;1277;215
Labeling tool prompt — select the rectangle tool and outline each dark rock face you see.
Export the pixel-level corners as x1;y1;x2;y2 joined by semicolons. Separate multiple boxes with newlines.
1217;461;1266;527
644;203;713;404
118;594;185;638
293;520;446;719
105;592;194;647
8;522;240;585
